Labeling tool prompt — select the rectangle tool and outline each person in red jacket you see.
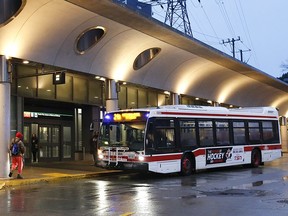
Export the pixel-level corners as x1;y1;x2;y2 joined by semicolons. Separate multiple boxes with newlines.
9;132;25;179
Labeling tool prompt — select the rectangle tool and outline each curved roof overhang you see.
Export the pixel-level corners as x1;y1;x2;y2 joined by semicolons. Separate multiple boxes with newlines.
0;0;288;116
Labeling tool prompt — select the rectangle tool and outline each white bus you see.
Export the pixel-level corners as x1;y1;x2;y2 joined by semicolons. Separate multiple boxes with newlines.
97;105;282;175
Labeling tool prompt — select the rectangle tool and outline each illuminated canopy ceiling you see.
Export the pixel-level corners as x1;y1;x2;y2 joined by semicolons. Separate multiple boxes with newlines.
1;0;288;115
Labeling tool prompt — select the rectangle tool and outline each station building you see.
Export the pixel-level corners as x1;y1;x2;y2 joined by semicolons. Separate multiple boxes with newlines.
0;0;288;174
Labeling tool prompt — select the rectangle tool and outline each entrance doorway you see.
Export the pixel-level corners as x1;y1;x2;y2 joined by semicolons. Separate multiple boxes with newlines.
24;123;73;162
39;125;61;161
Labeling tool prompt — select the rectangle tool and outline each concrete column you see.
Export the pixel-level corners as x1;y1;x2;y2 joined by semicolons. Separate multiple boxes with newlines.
172;93;180;105
280;116;288;152
0;55;11;178
105;79;118;112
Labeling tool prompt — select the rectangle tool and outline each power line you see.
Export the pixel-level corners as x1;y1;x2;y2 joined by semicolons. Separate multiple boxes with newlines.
198;2;220;43
216;0;236;37
236;0;258;66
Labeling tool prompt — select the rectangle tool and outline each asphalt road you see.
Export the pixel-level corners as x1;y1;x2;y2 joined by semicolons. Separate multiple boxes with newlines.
1;155;288;216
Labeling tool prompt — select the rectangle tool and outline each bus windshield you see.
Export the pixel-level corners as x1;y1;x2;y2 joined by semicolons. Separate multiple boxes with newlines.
99;122;146;151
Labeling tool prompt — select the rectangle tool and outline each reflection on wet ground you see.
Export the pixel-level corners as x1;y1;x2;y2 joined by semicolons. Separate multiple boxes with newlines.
2;155;288;215
233;179;279;189
202;189;267;197
112;165;288;205
277;199;288;204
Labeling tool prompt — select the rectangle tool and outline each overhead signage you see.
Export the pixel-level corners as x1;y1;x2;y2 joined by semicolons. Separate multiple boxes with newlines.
53;72;65;85
24;111;72;118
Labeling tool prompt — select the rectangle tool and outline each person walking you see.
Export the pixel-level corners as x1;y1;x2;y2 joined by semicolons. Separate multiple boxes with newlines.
31;133;39;162
9;132;25;179
90;131;99;166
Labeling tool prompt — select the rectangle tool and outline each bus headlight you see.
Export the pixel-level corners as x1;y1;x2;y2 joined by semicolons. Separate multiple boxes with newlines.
138;155;144;161
98;150;104;159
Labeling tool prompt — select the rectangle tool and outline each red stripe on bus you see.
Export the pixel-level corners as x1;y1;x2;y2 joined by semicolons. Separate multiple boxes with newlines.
144;149;207;162
144;149;209;162
144;154;182;162
160;111;277;119
193;148;206;157
244;144;282;152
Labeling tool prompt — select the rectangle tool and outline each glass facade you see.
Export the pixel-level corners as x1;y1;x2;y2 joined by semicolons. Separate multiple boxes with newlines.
14;64;104;107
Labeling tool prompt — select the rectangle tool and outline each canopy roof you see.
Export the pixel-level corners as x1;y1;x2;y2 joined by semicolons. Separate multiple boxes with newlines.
1;0;287;115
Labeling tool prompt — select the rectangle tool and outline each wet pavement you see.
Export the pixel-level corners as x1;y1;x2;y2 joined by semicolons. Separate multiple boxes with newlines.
0;160;121;189
1;153;288;215
1;152;287;190
2;157;288;216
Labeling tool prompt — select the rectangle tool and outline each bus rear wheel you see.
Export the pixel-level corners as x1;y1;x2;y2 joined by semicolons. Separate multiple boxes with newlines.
251;149;261;168
180;154;194;176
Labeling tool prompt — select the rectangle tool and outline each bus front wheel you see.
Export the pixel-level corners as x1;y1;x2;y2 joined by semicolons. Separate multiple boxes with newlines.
251;149;261;168
180;154;194;176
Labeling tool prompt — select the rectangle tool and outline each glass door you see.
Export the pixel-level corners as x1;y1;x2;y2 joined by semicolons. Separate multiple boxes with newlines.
39;125;60;161
23;125;30;161
63;126;72;159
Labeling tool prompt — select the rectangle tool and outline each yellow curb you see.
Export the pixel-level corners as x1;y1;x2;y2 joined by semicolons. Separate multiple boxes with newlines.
0;170;122;189
120;212;135;216
0;182;5;189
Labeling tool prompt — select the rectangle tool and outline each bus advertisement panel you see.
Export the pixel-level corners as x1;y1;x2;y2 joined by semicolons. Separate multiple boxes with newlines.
206;147;244;165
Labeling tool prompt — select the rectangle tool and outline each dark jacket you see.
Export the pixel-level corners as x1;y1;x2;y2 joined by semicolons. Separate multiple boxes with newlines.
31;135;39;152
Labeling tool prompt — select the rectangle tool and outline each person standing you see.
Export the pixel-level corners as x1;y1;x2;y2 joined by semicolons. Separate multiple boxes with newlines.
90;131;99;166
9;132;25;179
31;133;39;163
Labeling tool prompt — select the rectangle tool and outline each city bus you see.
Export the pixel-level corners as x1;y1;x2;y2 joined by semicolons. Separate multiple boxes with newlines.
97;105;282;175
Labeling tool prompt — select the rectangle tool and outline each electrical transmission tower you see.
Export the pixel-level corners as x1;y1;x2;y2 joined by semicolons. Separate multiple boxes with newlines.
140;0;193;37
164;0;193;37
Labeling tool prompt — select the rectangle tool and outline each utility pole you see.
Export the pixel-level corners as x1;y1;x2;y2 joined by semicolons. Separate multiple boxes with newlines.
221;36;240;58
237;48;251;63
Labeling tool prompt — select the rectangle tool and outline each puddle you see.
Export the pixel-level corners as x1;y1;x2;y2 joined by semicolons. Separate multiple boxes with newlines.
277;199;288;204
202;189;267;197
232;179;279;190
181;194;207;199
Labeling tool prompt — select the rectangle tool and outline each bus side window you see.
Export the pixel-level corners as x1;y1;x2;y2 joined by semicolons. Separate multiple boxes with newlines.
155;128;175;148
180;120;197;147
156;119;175;149
198;120;214;146
233;121;246;145
262;121;279;143
248;121;261;144
215;121;230;146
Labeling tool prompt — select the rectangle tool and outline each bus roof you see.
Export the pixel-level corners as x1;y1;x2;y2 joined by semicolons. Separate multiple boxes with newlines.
111;105;279;119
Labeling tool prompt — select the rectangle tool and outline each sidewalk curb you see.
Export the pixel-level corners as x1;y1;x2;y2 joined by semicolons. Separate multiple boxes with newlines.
0;170;122;190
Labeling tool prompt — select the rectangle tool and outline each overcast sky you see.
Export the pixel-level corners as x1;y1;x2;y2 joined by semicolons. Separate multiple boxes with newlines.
149;0;288;78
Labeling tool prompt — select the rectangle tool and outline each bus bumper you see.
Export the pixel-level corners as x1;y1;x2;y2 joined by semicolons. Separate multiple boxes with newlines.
97;160;148;171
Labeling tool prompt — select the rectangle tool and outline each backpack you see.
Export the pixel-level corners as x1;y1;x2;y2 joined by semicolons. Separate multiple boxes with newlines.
11;142;20;156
